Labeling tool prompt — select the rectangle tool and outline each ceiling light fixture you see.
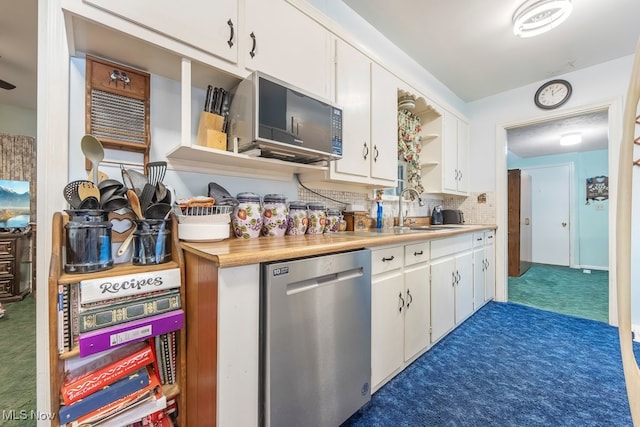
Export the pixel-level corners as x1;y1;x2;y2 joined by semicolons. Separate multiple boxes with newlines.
560;132;582;146
513;0;573;38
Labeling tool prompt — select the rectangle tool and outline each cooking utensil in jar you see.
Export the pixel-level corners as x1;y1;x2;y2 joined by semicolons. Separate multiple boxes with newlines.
126;189;144;220
63;180;98;209
102;195;129;212
78;196;100;210
117;190;144;257
155;182;167;203
145;161;167;186
145;203;172;220
140;183;156;212
77;181;100;202
121;166;148;196
81;135;105;185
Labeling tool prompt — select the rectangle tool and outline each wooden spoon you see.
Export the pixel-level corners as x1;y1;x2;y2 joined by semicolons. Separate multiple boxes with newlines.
127;189;144;219
117;189;144;257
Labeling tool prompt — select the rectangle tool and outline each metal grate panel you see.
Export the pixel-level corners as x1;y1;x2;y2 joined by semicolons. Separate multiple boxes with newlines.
90;89;146;145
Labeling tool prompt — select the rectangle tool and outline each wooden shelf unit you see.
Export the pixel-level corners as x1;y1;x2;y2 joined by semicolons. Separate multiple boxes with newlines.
48;212;186;426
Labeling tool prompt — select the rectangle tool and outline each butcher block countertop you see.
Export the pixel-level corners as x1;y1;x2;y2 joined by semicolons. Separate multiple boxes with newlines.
179;224;496;268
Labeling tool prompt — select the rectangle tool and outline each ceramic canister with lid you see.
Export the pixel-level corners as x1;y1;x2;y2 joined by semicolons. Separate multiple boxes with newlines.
233;192;263;238
324;208;343;233
306;201;326;234
261;194;288;237
286;201;308;235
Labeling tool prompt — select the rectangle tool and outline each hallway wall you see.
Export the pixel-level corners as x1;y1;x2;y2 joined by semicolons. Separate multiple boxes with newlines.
508;149;609;269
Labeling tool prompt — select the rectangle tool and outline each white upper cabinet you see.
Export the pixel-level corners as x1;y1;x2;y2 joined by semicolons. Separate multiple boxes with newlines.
370;64;401;183
328;40;397;188
421;109;469;196
333;39;372;179
243;0;331;99
83;0;239;64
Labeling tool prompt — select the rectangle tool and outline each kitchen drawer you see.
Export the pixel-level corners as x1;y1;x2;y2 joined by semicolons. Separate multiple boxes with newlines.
473;233;485;247
371;246;404;275
0;239;15;257
431;234;473;259
404;242;429;266
0;259;14;276
485;230;495;243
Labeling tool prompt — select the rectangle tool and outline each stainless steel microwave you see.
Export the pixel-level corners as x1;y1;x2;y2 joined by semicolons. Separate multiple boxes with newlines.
227;71;342;164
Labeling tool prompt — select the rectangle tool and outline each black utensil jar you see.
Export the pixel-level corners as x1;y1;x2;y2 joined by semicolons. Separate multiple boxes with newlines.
132;219;171;265
64;209;114;273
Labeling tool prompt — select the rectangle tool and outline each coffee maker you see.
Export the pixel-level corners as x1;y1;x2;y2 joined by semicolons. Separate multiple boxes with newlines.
431;205;443;225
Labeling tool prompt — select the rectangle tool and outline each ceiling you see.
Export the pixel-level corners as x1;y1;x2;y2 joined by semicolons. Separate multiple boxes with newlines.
342;0;640;158
0;0;636;157
0;0;37;111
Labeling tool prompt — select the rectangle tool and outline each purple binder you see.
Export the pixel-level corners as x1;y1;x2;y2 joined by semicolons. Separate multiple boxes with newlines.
79;309;183;357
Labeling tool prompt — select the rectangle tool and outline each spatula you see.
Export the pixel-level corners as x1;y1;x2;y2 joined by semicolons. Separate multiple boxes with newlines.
117;190;144;257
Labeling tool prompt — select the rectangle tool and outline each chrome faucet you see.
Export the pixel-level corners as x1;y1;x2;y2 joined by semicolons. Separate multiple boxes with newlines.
398;187;425;227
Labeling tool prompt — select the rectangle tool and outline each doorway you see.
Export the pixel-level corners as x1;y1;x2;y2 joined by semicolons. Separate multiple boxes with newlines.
524;164;573;267
494;99;621;326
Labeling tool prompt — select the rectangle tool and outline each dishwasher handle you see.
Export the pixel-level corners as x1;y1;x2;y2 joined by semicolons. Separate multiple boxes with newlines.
286;267;364;295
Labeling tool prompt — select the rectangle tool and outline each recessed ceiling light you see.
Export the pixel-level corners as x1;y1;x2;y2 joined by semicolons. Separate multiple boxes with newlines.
513;0;573;38
560;132;582;146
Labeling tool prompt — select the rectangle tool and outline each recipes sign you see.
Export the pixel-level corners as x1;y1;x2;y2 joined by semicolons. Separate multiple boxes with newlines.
79;268;180;304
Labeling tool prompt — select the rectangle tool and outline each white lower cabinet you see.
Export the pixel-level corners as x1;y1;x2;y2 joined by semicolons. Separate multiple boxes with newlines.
371;242;430;391
484;231;496;302
371;245;405;390
430;234;473;344
473;233;486;309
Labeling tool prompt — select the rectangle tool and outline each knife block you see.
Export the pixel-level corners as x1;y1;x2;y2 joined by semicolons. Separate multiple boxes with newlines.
196;111;227;150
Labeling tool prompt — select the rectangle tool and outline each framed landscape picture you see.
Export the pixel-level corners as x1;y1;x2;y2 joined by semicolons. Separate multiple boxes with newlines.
0;180;30;228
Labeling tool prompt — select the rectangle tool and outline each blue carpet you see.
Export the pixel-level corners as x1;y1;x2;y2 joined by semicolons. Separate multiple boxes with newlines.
343;302;637;427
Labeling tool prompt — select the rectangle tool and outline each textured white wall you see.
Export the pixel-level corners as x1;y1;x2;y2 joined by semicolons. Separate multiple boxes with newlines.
0;103;36;137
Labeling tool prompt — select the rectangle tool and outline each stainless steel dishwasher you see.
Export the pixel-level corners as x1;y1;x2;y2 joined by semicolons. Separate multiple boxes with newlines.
260;249;371;427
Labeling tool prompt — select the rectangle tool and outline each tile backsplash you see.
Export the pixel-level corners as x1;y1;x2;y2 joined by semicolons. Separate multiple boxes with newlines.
297;184;497;226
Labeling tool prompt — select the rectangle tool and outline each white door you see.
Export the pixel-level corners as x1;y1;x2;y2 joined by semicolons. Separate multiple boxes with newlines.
524;164;571;266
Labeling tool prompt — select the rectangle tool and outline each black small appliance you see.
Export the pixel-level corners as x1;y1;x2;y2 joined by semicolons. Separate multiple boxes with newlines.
431;205;443;225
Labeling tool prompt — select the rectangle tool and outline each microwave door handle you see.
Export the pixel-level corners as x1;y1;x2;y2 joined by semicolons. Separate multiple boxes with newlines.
291;116;300;136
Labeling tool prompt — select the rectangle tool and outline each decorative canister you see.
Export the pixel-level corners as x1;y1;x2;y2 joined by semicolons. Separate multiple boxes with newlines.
286;201;308;235
306;202;326;235
132;219;172;265
324;209;343;233
64;209;113;273
261;194;288;237
233;192;263;238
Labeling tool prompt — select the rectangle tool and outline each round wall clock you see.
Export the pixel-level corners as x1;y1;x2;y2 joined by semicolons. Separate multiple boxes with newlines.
534;79;572;110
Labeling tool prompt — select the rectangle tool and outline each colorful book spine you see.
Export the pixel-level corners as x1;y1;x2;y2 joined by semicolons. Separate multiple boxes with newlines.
79;310;184;357
79;290;181;333
65;365;163;427
79;268;180;304
61;343;154;405
59;367;150;424
58;284;70;354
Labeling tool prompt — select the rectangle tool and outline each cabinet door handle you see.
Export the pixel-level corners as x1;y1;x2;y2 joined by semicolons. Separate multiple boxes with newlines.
406;289;413;308
363;141;369;160
398;292;405;313
249;32;257;58
457;271;461;283
458;170;462;181
413;250;423;256
373;144;379;162
227;19;235;47
452;271;456;287
381;256;395;262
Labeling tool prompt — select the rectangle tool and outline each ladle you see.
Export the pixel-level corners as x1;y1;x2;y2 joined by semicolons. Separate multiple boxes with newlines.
81;135;104;185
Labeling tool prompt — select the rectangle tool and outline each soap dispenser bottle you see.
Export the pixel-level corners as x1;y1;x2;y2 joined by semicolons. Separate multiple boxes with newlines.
376;202;383;229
